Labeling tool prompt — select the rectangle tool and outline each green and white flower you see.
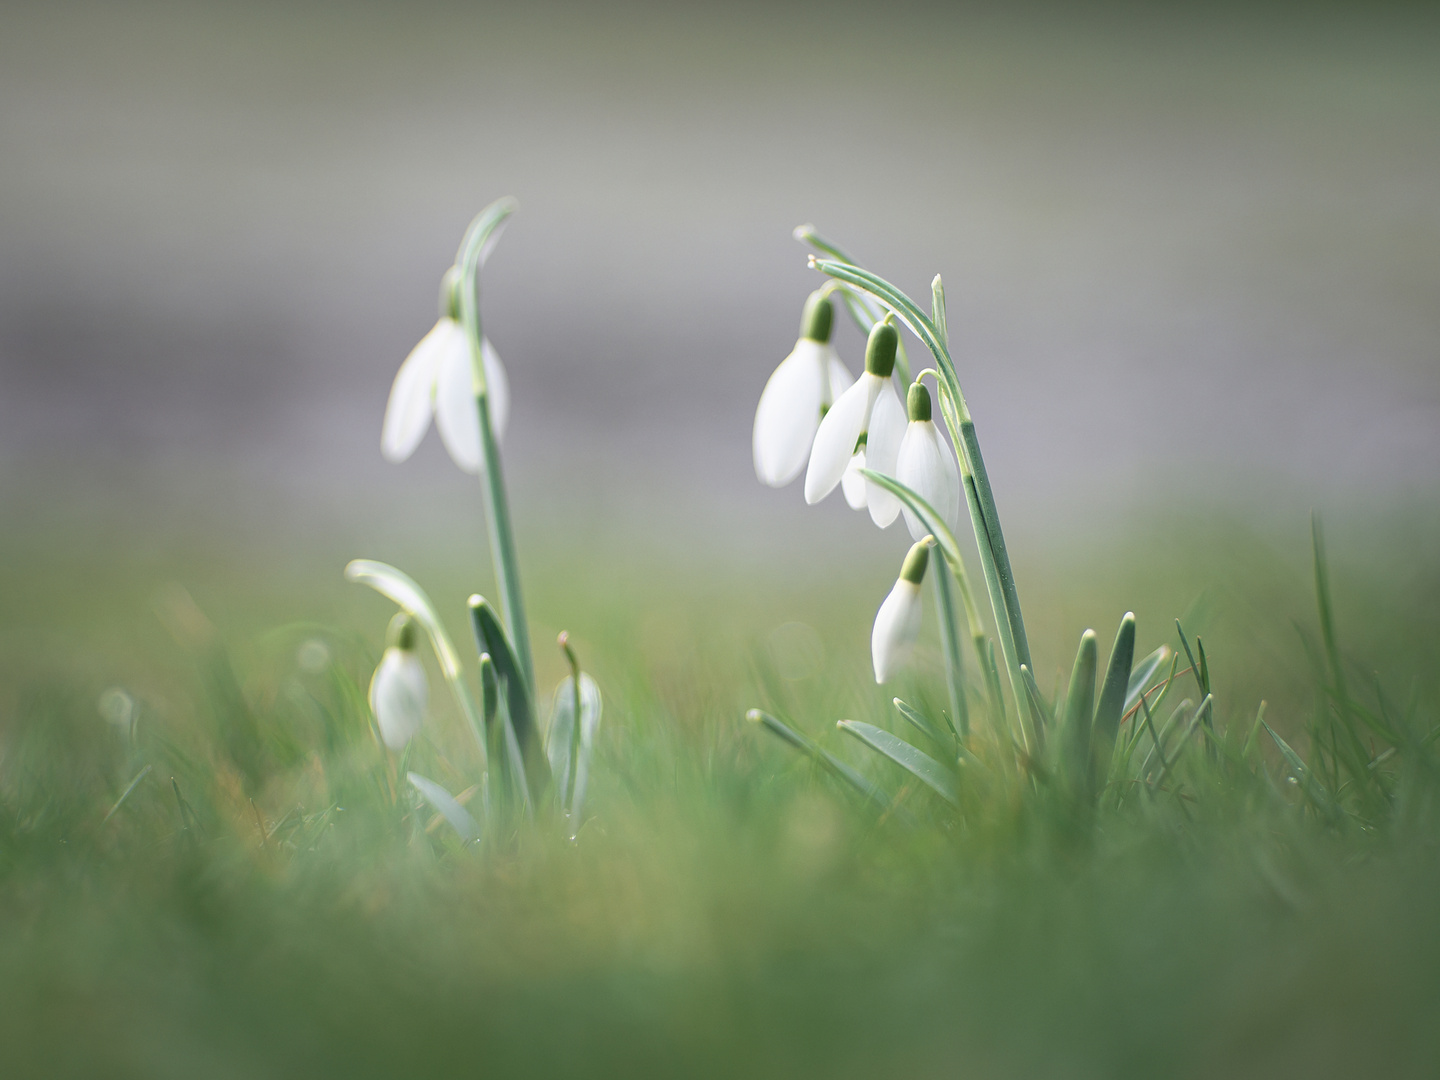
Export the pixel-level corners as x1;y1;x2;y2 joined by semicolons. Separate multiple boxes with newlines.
804;317;905;527
871;539;930;684
369;613;428;752
381;266;510;474
895;382;961;541
752;291;854;487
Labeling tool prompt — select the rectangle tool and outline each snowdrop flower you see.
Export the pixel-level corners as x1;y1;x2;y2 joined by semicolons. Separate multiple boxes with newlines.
381;266;510;475
805;316;906;527
872;538;930;684
895;382;961;541
753;291;855;487
369;613;428;752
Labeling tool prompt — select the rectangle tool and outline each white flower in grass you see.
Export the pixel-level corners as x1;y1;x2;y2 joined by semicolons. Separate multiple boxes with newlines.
369;613;428;752
872;538;930;684
804;317;906;527
895;382;961;541
753;291;855;487
381;267;510;475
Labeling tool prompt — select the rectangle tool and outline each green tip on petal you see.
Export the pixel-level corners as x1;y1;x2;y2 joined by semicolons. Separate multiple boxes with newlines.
386;612;419;651
440;265;463;321
865;319;898;377
907;382;931;422
899;539;930;584
799;290;834;342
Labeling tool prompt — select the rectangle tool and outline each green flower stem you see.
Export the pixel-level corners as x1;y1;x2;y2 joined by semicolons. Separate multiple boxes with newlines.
455;199;535;695
815;256;1039;752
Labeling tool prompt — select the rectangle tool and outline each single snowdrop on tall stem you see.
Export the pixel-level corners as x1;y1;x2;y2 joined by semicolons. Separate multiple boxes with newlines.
895;381;961;542
872;538;931;684
381;264;511;475
805;316;906;527
752;290;855;487
369;613;428;752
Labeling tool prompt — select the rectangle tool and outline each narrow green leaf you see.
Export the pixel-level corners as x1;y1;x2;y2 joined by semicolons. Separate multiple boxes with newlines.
928;538;971;739
1124;646;1170;714
469;596;548;797
1264;721;1340;822
102;764;153;827
1091;614;1137;787
408;771;479;842
1059;630;1099;794
893;697;950;750
746;710;884;805
837;720;958;805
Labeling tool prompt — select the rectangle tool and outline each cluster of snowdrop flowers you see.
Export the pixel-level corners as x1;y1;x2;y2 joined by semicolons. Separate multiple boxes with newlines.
753;291;964;683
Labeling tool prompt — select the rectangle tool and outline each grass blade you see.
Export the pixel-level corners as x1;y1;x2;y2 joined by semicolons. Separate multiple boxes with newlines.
747;710;885;806
1059;630;1099;796
408;772;479;842
469;596;549;797
1091;614;1136;789
837;720;958;805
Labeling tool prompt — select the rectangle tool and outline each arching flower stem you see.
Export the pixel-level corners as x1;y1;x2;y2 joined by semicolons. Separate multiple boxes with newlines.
819;255;1040;754
455;198;535;695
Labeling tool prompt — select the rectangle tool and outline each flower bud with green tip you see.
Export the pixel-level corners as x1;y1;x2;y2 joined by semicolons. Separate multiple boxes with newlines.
369;612;428;751
805;316;906;527
381;263;511;475
895;381;961;541
752;290;856;487
872;538;930;683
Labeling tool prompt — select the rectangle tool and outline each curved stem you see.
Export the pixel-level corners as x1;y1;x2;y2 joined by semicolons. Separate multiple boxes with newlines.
455;199;534;694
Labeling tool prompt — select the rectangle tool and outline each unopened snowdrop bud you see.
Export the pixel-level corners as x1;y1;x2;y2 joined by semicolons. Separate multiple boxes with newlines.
753;291;855;488
871;539;930;684
369;613;428;752
896;382;961;541
380;267;510;475
805;316;905;527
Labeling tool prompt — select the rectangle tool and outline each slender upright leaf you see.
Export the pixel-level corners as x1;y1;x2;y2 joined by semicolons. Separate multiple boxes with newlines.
837;720;958;805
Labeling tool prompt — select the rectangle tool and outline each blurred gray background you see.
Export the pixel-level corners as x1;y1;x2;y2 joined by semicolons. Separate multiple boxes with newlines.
2;0;1437;572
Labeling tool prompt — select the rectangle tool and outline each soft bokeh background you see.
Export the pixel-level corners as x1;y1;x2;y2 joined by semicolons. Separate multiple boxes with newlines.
2;0;1438;697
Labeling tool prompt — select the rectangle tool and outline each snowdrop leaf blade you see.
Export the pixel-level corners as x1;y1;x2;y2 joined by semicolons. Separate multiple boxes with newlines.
380;323;443;462
434;328;484;474
929;547;971;740
805;376;873;504
344;561;464;681
893;697;949;748
1060;631;1099;795
837;720;958;805
1125;646;1170;714
1091;614;1137;784
865;382;907;527
746;709;886;806
753;340;825;487
469;597;549;796
408;771;479;842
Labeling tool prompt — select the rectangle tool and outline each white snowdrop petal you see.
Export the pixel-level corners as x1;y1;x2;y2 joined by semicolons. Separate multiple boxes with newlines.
481;337;510;442
753;340;825;487
370;649;428;751
897;420;962;541
864;381;907;528
871;580;923;684
823;348;855;406
380;322;444;463
805;374;878;504
841;450;869;510
433;322;484;474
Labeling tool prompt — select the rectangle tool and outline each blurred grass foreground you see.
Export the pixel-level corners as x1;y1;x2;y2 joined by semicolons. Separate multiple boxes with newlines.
4;2;1440;1077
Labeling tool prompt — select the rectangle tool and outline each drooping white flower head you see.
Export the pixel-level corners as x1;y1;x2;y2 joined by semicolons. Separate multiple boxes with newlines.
369;613;428;752
804;316;906;527
752;291;854;487
381;266;510;475
895;382;961;541
872;538;930;684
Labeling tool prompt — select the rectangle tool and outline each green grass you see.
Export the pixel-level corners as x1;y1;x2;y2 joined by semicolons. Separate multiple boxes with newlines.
1;506;1439;1078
